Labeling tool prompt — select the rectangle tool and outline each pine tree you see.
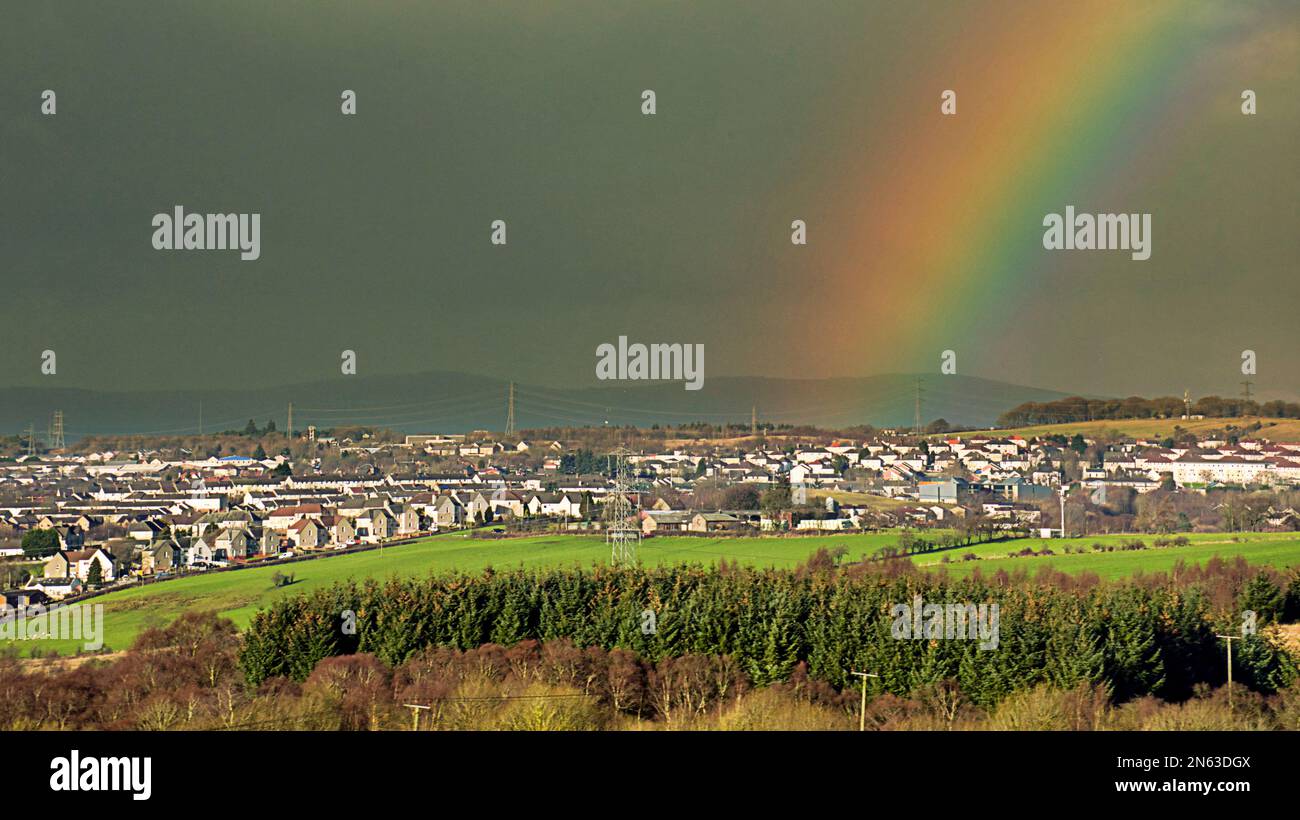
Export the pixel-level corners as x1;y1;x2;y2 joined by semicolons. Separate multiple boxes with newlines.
1235;633;1299;694
1102;590;1166;700
1241;572;1285;625
490;574;534;645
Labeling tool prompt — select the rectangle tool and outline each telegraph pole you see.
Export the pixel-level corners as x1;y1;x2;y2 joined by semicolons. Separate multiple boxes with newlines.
1058;484;1068;538
850;670;879;731
1215;634;1238;713
402;703;431;731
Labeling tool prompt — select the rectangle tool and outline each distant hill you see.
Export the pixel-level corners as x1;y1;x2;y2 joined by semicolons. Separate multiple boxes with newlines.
0;372;1075;439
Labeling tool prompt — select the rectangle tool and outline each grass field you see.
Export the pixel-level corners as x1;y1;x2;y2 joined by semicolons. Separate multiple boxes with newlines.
5;532;897;656
940;416;1300;442
8;529;1300;656
912;531;1300;579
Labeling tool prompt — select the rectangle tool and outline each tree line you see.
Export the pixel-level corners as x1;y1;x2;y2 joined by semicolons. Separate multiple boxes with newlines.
10;610;1300;730
240;557;1300;706
998;395;1300;428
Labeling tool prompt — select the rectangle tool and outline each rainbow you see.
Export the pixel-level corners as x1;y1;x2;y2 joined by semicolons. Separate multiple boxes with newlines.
814;1;1212;374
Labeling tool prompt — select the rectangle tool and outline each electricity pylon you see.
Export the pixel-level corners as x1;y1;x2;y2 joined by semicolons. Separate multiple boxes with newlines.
50;410;65;450
505;382;516;435
605;447;640;566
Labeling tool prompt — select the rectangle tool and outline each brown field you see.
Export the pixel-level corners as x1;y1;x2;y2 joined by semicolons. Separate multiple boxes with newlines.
939;417;1300;443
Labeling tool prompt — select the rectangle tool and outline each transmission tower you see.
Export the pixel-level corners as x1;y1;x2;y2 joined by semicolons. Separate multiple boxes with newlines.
751;405;757;438
50;410;65;451
604;446;641;566
1241;381;1253;402
505;382;516;435
914;377;923;436
23;423;36;457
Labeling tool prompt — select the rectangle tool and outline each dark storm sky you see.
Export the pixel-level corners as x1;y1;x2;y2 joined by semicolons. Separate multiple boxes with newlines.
2;1;1296;400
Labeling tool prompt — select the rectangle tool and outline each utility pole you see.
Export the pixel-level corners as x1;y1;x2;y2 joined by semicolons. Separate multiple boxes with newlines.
1215;634;1238;713
287;402;294;440
1058;484;1068;538
850;671;879;731
505;382;516;436
402;703;431;731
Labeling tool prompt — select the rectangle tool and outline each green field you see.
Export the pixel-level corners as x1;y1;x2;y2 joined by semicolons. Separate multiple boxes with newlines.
6;532;898;656
912;531;1300;579
8;529;1300;656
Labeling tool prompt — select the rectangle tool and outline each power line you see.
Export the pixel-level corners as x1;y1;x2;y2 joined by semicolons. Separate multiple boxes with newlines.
201;693;602;731
412;693;597;703
292;393;504;427
514;384;921;423
295;388;502;414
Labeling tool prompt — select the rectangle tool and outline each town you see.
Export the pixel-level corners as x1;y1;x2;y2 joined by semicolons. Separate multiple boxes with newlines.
3;420;1298;612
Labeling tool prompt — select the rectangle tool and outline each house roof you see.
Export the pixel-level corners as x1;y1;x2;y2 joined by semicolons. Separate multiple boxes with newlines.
57;548;108;562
